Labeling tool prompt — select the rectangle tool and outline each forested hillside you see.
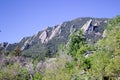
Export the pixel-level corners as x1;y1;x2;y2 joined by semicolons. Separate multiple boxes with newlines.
0;17;108;60
0;15;120;80
41;15;120;80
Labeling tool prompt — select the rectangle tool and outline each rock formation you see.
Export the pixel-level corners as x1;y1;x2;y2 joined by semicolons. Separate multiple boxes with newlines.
0;17;108;56
81;19;92;33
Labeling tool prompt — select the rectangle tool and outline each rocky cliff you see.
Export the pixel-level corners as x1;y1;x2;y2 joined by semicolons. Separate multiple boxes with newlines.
0;17;108;58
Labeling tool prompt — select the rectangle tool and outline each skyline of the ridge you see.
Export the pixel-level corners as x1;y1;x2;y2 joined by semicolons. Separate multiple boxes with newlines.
0;0;120;43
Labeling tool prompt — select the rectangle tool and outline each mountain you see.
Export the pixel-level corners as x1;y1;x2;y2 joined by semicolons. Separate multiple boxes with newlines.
0;17;108;58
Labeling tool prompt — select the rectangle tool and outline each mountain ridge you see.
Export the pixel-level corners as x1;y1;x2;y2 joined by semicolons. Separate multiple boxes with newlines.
0;17;108;58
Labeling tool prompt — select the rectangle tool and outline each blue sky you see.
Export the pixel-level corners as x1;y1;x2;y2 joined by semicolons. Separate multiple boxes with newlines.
0;0;120;43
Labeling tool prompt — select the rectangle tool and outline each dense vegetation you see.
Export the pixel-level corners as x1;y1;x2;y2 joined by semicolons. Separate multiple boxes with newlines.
0;15;120;80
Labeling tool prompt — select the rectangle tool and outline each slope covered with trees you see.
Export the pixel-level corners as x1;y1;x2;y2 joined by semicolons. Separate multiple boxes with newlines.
42;15;120;80
0;16;120;80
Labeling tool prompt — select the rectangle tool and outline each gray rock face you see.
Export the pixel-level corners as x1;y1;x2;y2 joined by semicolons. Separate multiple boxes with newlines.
81;19;92;33
0;42;9;50
39;30;49;43
0;42;10;56
21;39;31;50
36;61;44;72
49;25;61;40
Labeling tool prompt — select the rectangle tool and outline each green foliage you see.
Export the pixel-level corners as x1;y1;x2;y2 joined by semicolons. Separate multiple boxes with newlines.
76;44;90;58
105;56;120;78
0;63;30;80
1;16;120;80
108;15;120;27
65;62;74;71
18;68;30;80
82;57;92;70
22;44;46;60
32;15;120;80
89;15;120;80
65;15;120;80
67;30;86;57
42;56;73;80
42;68;72;80
33;72;42;80
90;52;109;79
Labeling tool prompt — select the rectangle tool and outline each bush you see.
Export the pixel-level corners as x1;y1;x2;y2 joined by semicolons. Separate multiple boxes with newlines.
0;63;30;80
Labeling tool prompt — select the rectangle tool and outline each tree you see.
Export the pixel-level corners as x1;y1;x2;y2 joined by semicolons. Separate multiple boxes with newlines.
108;15;120;27
67;30;86;57
105;56;120;79
12;46;21;56
90;51;111;80
89;15;120;80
